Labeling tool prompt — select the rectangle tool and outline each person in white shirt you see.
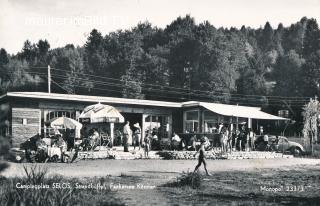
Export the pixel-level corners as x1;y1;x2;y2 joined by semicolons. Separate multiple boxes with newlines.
172;132;181;142
123;121;131;152
171;132;181;150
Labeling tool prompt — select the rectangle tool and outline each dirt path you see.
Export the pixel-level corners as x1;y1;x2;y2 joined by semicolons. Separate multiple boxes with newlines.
2;158;320;178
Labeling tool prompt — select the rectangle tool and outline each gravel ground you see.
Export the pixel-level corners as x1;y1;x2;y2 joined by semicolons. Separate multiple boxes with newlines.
2;158;320;178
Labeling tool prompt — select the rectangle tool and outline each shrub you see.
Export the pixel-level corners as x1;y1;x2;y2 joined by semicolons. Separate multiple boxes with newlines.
163;171;203;189
0;135;10;173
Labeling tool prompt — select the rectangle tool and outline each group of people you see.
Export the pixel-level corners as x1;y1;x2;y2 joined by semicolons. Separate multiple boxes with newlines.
216;123;256;153
123;121;152;157
22;128;77;163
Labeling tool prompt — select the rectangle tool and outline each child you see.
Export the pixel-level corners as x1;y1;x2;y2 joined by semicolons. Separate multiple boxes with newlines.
193;138;210;176
144;132;151;158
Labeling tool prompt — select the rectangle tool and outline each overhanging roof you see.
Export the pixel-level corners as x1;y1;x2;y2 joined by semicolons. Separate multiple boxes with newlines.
197;102;288;120
3;92;181;108
1;92;288;120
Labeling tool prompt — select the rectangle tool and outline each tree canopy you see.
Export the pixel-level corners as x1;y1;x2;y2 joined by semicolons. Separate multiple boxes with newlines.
1;16;320;130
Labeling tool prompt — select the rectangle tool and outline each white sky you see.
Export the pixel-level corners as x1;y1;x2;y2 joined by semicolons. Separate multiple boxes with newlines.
1;0;320;54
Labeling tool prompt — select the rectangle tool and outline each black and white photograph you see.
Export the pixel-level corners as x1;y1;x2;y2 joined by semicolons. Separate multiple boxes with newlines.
1;0;320;205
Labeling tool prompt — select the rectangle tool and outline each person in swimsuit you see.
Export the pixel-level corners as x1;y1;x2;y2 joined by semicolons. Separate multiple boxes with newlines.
193;138;210;176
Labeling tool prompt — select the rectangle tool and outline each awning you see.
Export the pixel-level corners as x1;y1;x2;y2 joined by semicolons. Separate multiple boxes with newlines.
200;102;288;120
79;103;125;123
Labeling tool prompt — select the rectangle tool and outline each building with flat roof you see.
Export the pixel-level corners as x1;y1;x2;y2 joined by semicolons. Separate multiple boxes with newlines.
0;92;287;147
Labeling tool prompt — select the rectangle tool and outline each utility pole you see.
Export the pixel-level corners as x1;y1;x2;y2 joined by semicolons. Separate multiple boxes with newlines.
48;65;51;93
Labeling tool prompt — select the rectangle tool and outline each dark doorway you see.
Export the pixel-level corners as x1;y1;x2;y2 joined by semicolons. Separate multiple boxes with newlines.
122;113;143;131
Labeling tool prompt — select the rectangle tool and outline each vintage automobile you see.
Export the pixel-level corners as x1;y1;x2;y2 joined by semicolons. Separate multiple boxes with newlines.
8;147;26;163
254;135;305;156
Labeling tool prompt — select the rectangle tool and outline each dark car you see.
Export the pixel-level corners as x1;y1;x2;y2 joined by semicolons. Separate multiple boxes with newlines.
8;147;26;163
255;135;305;156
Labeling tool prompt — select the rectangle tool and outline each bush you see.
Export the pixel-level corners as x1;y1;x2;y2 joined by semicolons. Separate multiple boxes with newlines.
0;165;124;206
0;135;10;173
0;136;10;156
163;171;203;189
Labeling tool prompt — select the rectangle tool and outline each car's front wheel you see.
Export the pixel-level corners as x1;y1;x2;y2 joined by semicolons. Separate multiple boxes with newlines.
291;147;302;157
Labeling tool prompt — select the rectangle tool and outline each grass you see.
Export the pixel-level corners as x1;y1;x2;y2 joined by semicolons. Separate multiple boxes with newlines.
158;166;320;206
0;165;124;206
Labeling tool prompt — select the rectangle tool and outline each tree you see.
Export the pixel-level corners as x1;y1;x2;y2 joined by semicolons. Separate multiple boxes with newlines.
0;58;42;93
53;47;93;94
36;39;50;65
301;50;320;97
84;29;105;74
259;22;275;52
303;18;320;57
165;15;198;92
121;59;145;99
282;19;307;54
302;99;320;154
19;40;38;62
0;48;9;67
273;50;305;97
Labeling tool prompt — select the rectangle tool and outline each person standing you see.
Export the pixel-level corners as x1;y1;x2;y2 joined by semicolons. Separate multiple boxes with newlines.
144;131;151;158
133;123;141;150
123;121;130;152
249;128;256;151
193;138;210;176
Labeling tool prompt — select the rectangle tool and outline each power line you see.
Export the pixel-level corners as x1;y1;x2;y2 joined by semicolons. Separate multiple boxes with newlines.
51;74;307;105
6;66;313;100
50;75;308;107
49;73;311;103
18;71;311;106
50;67;313;100
3;70;311;106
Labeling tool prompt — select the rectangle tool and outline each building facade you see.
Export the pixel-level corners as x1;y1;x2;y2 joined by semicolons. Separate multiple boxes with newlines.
0;92;287;147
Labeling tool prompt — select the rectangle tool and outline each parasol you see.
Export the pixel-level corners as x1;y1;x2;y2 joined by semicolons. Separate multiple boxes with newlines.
50;117;83;138
79;103;124;123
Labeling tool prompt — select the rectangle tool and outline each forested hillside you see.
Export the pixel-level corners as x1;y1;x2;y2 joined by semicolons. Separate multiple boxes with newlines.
1;15;320;124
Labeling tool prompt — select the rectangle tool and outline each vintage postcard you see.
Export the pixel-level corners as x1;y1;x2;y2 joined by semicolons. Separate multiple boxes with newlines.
1;0;320;205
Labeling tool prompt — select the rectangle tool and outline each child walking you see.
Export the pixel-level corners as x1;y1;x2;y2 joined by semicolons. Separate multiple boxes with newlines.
193;138;210;176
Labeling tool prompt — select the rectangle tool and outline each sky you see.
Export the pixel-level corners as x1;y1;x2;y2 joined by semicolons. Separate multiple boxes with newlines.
1;0;320;54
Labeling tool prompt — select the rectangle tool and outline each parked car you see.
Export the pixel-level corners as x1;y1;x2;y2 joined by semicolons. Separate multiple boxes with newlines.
255;135;305;156
9;147;26;163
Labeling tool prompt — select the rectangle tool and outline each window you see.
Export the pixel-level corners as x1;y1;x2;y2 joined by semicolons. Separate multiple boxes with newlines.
46;111;76;121
184;110;199;133
144;115;170;139
22;118;27;125
278;110;289;118
203;111;218;133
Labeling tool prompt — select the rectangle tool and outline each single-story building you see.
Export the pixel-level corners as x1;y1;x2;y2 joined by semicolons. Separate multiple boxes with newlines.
0;92;287;147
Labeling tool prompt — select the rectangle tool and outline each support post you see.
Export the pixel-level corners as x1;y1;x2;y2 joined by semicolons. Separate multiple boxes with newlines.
110;122;114;146
48;65;51;93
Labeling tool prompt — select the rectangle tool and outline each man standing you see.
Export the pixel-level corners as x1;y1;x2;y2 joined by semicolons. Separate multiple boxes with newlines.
123;121;131;152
